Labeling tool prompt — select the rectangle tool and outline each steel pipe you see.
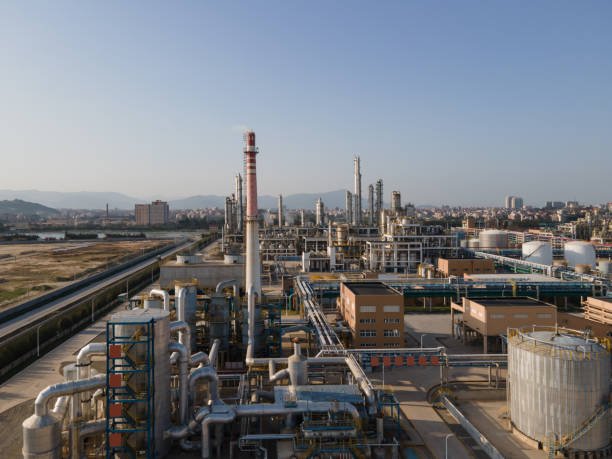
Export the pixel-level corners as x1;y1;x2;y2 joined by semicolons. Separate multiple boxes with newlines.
168;341;189;426
149;289;170;311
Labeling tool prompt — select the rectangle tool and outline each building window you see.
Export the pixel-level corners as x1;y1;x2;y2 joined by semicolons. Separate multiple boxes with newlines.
513;313;528;319
359;343;377;348
384;318;400;324
490;314;505;319
360;305;376;313
359;318;376;324
383;305;400;313
383;329;400;337
536;313;552;319
359;330;376;337
383;342;400;347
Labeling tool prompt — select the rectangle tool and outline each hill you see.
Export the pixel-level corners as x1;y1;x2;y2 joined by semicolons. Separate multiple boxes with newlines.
0;199;60;216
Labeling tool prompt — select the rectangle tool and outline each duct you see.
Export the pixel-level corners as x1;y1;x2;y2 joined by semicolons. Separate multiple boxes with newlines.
250;390;274;403
200;405;236;459
269;368;289;384
79;418;105;441
149;289;170;311
34;374;105;418
168;341;189;426
208;339;220;369
170;320;191;354
90;389;104;419
189;365;220;405
75;342;106;421
51;396;70;422
190;352;210;368
215;279;237;294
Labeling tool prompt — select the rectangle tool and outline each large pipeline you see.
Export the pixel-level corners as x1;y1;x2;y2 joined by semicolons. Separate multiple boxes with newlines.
149;288;170;311
168;341;189;426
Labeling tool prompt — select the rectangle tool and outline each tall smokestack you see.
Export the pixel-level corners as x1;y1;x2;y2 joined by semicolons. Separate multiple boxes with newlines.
278;194;283;228
353;156;362;225
244;130;261;297
368;184;374;226
235;173;243;233
375;179;383;224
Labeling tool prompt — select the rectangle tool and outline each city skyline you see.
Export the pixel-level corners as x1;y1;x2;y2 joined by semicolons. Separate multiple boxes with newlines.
1;2;611;206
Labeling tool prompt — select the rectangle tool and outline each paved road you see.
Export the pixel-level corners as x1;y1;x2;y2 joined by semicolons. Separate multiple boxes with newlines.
0;238;195;340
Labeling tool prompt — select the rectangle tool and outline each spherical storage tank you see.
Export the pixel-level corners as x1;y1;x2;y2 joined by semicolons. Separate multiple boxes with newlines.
564;241;596;268
508;328;610;452
478;230;508;250
521;241;553;265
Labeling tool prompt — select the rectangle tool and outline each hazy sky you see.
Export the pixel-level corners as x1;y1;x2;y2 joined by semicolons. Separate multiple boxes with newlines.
1;1;611;206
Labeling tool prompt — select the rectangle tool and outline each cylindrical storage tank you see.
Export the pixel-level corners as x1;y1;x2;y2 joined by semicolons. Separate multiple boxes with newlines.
564;241;596;268
508;329;610;452
22;414;61;459
175;282;198;351
478;230;508;250
467;238;479;249
110;308;171;457
176;254;200;264
522;241;553;265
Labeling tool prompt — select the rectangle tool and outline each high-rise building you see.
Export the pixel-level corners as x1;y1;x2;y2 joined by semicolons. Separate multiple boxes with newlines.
511;196;523;209
505;196;513;209
135;200;169;226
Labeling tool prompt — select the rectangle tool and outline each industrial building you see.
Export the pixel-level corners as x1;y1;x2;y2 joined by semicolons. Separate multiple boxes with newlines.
451;297;558;353
584;296;612;325
436;257;495;277
339;282;404;348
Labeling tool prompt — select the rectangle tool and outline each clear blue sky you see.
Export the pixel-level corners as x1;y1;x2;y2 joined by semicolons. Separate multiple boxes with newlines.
1;1;611;206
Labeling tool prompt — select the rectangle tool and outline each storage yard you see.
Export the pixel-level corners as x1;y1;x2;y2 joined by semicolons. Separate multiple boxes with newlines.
0;240;170;310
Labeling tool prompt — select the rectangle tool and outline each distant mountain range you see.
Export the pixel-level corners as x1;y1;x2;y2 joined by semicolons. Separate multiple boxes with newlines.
0;199;60;216
0;189;353;210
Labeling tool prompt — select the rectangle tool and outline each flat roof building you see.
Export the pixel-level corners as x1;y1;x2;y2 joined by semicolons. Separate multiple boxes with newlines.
339;282;404;348
451;297;557;353
437;257;495;277
135;200;169;226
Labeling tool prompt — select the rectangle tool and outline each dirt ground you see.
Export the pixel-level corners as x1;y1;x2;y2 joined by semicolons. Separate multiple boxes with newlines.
0;240;169;310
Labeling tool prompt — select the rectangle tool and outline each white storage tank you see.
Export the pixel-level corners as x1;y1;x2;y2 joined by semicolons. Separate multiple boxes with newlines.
564;241;596;268
521;241;553;265
597;260;610;277
508;328;610;453
467;238;479;249
478;230;508;250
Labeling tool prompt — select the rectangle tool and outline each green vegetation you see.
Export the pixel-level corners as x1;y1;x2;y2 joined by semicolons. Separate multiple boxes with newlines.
0;287;28;303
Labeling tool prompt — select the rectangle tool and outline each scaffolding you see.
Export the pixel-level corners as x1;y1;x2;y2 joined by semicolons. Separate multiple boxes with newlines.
106;320;155;459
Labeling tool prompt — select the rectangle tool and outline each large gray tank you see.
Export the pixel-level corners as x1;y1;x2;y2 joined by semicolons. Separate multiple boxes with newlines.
110;308;171;457
478;230;508;250
508;328;610;452
22;413;61;459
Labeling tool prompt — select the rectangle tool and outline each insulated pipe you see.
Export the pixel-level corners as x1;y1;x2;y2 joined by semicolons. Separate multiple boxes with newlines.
75;342;106;422
170;319;191;354
200;407;236;459
168;341;189;426
245;286;256;366
234;401;360;424
51;396;70;422
346;356;376;413
215;279;237;294
188;365;220;404
190;352;210;368
34;375;106;417
149;289;170;311
208;339;220;369
269;368;289;384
